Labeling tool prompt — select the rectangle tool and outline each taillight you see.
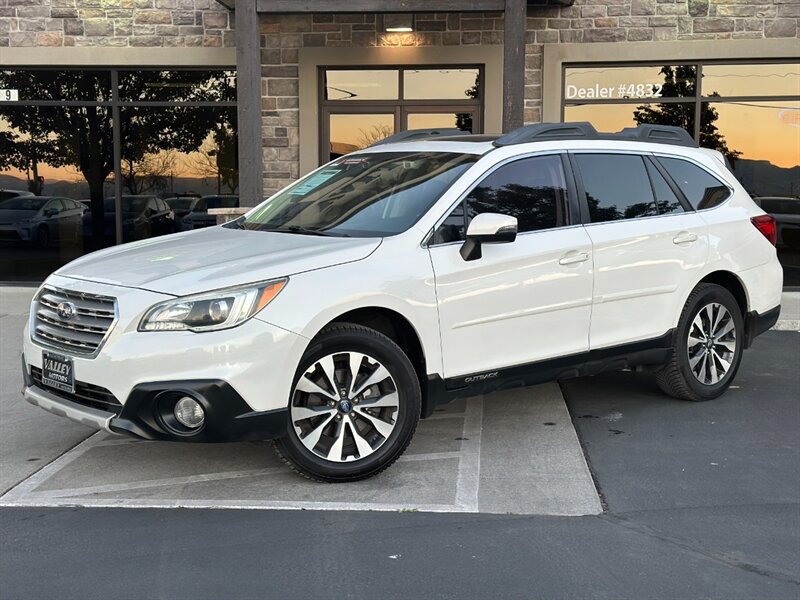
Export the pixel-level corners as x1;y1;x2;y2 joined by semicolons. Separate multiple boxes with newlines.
751;214;777;246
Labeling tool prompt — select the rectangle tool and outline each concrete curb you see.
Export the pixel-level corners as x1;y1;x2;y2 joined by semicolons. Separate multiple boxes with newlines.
772;321;800;332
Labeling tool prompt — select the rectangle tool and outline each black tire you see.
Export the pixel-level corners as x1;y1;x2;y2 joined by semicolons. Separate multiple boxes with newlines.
655;283;744;401
274;323;421;482
36;226;50;248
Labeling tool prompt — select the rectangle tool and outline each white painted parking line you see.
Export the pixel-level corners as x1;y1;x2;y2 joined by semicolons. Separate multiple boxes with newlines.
0;385;601;516
454;397;483;512
0;431;103;503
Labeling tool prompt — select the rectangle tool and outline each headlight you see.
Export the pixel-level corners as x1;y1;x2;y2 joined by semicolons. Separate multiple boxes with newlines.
139;279;287;332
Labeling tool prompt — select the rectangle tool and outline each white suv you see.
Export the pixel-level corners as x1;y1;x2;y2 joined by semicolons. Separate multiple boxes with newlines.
21;123;782;482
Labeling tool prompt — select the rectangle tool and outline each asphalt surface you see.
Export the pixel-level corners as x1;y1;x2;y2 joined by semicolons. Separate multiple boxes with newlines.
1;331;797;599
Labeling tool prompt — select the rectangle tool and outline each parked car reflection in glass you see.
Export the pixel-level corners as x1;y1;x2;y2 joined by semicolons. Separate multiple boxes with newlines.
0;188;34;202
0;195;86;247
180;194;239;230
82;195;176;243
165;194;202;221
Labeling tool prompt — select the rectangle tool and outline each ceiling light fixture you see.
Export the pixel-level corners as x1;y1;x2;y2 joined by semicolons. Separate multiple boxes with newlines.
384;13;414;32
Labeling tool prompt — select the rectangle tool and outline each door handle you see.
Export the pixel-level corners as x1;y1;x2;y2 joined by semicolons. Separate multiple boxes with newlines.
673;231;698;245
559;251;590;266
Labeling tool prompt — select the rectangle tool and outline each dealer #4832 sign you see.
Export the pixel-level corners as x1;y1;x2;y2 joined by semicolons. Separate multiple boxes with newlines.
565;83;663;100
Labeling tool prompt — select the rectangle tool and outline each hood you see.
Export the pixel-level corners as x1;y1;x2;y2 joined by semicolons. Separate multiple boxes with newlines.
57;226;382;295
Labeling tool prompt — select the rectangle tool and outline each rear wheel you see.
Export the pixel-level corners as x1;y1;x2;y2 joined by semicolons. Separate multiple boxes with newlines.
274;323;420;482
655;283;744;401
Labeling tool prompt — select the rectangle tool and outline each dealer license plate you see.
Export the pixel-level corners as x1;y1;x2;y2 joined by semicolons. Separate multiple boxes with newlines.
41;351;75;394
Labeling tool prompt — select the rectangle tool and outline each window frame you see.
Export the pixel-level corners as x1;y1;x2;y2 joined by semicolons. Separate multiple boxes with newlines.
426;151;581;247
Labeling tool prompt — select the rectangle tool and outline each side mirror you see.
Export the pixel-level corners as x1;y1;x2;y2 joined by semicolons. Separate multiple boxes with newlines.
43;208;57;217
460;212;518;261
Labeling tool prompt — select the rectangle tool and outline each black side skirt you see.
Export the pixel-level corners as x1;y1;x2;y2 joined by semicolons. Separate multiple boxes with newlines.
424;330;675;416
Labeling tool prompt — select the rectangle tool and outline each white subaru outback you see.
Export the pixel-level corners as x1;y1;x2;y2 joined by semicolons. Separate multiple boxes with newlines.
22;123;782;482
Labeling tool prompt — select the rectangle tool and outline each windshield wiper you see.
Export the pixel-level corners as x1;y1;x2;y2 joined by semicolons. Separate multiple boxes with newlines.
276;225;348;237
223;216;246;229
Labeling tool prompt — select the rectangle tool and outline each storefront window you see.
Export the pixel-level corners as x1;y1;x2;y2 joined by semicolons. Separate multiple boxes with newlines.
0;68;236;281
404;68;480;100
321;65;483;163
119;70;236;102
324;70;399;101
562;60;800;286
701;63;800;98
328;113;395;159
565;65;694;100
0;69;112;102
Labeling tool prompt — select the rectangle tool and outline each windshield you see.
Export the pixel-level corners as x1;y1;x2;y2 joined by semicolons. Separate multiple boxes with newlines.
242;151;477;237
0;197;48;211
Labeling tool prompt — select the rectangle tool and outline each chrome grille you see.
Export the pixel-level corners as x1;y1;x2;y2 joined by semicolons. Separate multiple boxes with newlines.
32;286;117;356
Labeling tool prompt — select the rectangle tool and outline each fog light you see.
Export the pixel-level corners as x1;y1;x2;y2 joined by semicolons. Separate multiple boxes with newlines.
174;396;205;429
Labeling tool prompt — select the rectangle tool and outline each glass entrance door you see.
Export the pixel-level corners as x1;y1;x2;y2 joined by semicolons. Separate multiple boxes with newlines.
320;66;484;164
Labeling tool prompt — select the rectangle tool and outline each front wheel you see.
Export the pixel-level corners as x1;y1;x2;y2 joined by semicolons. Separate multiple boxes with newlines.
655;283;744;401
274;323;421;482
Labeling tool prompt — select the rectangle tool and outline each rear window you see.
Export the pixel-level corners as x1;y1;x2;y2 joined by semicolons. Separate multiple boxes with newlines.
657;157;730;210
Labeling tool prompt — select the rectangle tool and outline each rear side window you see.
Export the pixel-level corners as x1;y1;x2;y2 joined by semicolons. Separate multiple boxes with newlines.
657;157;730;210
645;161;684;215
575;154;657;223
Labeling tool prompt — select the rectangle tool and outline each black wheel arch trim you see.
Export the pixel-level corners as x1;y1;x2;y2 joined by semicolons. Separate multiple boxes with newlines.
743;305;780;349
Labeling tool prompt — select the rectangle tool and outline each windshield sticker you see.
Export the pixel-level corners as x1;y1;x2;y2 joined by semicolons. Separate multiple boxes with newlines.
289;169;341;195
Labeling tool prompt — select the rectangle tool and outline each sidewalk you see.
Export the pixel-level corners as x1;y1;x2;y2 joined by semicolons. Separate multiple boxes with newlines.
776;290;800;330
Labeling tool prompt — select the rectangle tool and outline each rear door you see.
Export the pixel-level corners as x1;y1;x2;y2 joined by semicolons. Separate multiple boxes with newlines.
428;153;594;378
571;152;709;349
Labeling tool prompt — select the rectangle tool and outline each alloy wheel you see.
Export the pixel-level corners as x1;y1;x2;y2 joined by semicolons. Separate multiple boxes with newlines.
687;302;737;385
290;351;399;463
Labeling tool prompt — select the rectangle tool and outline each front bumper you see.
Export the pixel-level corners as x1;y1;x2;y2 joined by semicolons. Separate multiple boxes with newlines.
22;274;308;440
22;368;288;442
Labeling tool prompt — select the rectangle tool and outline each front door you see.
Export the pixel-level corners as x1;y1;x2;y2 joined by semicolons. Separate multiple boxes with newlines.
428;153;594;378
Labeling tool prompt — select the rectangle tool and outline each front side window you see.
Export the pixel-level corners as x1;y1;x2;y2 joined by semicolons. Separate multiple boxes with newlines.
433;154;570;244
657;157;730;210
576;154;658;223
243;152;477;237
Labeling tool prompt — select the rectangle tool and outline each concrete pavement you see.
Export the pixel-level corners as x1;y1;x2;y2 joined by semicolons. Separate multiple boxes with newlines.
1;331;797;600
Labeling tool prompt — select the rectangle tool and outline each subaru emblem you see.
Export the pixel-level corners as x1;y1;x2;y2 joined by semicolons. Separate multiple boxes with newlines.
56;301;77;321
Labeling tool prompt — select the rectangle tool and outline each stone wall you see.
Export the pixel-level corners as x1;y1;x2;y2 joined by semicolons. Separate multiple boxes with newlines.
0;0;233;47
